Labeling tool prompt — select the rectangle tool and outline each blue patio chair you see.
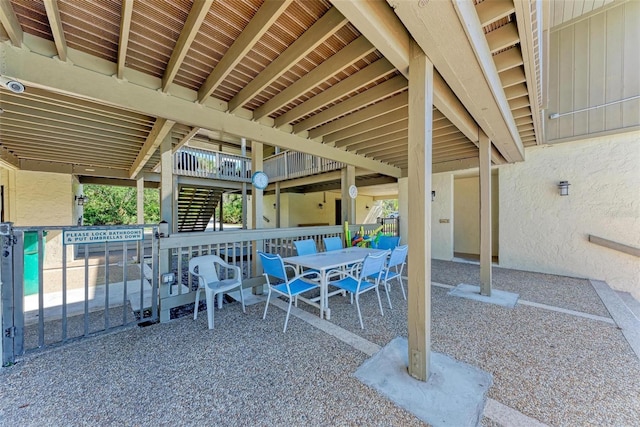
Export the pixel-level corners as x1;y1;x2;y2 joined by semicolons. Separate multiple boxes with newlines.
371;235;400;250
323;236;343;251
189;255;245;330
326;251;388;329
258;251;320;333
380;245;408;309
293;239;321;279
293;239;318;256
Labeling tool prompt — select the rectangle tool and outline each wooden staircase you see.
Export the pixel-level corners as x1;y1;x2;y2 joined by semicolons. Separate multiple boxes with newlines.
177;185;222;232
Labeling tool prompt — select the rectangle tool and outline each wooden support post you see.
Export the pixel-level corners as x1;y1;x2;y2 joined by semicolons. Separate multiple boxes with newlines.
275;181;281;228
479;130;492;296
398;177;409;245
340;165;356;224
159;133;173;322
407;40;433;382
136;176;144;262
241;138;247;229
251;141;264;294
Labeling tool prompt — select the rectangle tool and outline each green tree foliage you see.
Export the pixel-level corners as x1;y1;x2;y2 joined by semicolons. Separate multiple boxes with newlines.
83;185;160;225
222;193;243;224
380;199;398;217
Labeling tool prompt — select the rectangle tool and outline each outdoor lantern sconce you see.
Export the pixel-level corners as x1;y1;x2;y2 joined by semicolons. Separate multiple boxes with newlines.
75;195;88;206
431;191;436;202
558;181;570;196
318;203;324;209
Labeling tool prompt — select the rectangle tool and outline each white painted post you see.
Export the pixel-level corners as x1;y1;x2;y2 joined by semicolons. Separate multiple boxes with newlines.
251;141;264;293
479;131;492;296
407;40;433;382
241;138;247;229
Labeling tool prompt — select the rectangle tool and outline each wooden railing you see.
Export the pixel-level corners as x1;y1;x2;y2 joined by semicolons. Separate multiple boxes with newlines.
263;151;344;182
173;147;252;182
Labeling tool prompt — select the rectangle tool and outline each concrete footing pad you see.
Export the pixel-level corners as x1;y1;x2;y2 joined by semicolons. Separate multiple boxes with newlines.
448;284;519;308
355;337;492;427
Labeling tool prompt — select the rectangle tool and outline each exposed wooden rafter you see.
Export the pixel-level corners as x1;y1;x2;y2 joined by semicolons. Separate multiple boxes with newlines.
0;0;22;47
129;118;176;179
197;0;292;103
228;7;348;113
117;0;134;80
43;0;67;61
161;0;214;93
254;35;375;120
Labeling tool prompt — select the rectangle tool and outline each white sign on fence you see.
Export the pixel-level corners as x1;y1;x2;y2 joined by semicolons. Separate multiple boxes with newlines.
63;228;144;245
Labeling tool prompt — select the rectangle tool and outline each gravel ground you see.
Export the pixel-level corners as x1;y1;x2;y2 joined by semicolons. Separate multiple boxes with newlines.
431;259;611;318
2;264;638;426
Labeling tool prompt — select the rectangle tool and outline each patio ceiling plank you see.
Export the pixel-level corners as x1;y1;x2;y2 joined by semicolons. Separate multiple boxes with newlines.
2;103;149;138
228;7;348;113
197;0;292;103
275;57;396;128
494;47;524;73
129;118;176;179
161;0;214;92
117;0;134;80
254;35;376;120
308;91;407;139
504;83;529;100
333;119;407;148
0;123;144;149
43;0;67;61
509;96;531;110
486;22;520;54
324;107;407;144
476;0;515;27
293;75;407;133
0;0;22;47
500;67;527;88
346;130;407;151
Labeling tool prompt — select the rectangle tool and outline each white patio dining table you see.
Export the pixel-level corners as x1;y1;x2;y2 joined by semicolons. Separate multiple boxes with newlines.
282;246;388;320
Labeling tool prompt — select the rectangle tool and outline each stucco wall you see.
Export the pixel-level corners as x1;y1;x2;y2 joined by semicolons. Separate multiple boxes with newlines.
13;171;74;226
499;132;640;298
453;174;499;257
431;173;454;260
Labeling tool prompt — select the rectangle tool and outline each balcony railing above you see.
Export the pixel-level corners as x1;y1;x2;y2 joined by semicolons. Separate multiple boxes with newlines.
263;151;344;182
174;147;251;183
173;147;344;185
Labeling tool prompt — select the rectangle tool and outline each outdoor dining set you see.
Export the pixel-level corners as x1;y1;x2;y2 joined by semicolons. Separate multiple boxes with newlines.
188;236;408;332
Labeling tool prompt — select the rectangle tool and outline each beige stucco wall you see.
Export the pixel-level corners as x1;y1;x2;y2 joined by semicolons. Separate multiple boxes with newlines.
453;173;499;257
431;173;454;260
11;170;75;226
499;132;640;298
0;170;78;267
263;191;375;228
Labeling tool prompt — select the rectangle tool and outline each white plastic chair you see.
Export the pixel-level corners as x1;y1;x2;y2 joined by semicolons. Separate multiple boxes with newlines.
326;251;388;329
380;245;408;309
258;251;320;333
189;255;245;329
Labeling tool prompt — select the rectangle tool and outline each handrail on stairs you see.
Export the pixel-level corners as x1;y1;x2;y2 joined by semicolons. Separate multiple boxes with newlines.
588;235;640;257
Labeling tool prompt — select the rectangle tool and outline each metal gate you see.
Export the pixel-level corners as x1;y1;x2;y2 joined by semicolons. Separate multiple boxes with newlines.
1;223;159;366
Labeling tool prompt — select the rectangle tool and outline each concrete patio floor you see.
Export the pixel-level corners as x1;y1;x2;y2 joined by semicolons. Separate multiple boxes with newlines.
1;260;639;426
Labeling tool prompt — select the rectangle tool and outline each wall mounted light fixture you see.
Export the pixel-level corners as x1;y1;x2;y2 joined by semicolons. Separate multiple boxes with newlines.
558;181;570;196
75;195;88;206
431;190;436;202
318;203;324;209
